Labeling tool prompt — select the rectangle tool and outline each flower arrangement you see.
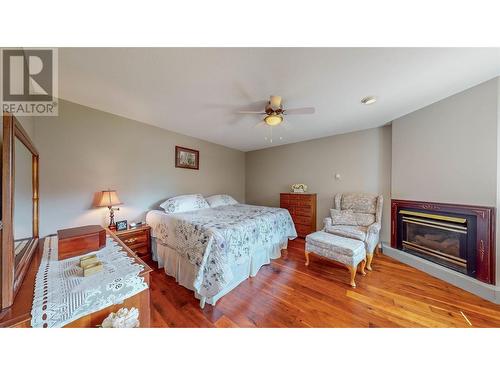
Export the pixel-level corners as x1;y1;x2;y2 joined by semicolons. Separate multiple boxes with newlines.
291;184;308;193
101;307;140;328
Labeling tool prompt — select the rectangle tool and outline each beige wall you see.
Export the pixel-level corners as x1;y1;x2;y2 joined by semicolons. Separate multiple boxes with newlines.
245;125;392;241
498;78;500;286
392;77;500;285
34;100;245;236
392;78;499;206
17;116;36;140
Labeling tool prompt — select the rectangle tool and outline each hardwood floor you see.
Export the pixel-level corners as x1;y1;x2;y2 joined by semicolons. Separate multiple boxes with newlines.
147;239;500;327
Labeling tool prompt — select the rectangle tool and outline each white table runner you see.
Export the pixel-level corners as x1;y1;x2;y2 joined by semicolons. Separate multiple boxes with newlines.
31;235;148;328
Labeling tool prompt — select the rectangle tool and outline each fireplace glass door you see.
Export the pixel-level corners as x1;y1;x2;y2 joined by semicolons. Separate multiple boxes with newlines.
401;211;468;274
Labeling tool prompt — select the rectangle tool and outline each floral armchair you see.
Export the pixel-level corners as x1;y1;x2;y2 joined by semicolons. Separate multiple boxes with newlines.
323;193;383;270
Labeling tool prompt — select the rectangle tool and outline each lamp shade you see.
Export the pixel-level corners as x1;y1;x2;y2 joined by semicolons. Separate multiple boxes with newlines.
97;190;122;207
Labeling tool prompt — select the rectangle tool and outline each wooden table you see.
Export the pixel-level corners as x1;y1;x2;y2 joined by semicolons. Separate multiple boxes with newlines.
0;229;152;328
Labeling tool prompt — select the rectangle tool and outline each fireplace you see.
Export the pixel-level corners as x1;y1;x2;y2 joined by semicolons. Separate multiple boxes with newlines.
391;200;495;284
400;210;474;276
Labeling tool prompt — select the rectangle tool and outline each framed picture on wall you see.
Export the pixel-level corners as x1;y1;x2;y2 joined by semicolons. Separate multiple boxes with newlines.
175;146;199;170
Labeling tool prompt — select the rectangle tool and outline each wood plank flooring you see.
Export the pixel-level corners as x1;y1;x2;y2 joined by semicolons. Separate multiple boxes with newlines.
147;239;500;327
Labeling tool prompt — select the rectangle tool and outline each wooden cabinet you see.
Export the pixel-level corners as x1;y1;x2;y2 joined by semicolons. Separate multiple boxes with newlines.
64;229;152;328
57;225;106;260
112;225;151;259
0;229;152;328
280;193;317;238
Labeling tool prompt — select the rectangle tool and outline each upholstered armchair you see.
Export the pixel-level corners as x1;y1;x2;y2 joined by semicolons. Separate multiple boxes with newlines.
323;193;383;270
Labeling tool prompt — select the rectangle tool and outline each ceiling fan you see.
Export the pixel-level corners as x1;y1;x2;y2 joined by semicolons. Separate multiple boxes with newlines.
238;95;315;127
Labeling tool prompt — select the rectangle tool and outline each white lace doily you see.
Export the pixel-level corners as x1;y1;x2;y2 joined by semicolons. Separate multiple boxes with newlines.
31;235;148;328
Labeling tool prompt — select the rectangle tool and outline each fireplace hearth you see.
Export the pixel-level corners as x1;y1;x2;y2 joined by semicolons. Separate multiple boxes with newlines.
391;200;495;284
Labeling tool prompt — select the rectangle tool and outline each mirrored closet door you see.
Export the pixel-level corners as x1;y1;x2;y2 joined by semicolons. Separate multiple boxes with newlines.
1;113;39;309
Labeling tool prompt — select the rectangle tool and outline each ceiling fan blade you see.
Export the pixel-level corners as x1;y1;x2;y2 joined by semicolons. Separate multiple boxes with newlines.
254;121;266;128
283;107;315;115
238;110;266;114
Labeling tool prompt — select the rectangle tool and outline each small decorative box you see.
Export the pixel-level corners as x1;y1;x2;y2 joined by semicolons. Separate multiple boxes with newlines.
57;225;106;260
83;261;103;277
79;254;98;268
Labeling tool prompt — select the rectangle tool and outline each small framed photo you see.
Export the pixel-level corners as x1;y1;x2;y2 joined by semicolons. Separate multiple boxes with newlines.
115;220;128;231
175;146;199;170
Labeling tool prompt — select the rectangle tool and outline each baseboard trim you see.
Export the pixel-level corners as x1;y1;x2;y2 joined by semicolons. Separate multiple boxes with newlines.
382;242;500;304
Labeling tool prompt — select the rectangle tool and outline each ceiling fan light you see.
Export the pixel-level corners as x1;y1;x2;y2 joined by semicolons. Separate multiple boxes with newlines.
264;114;283;126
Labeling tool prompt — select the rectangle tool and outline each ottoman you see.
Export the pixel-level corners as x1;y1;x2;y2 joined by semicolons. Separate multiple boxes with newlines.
305;231;366;287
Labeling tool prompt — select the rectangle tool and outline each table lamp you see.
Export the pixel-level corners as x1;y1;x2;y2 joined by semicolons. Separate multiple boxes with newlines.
97;189;122;229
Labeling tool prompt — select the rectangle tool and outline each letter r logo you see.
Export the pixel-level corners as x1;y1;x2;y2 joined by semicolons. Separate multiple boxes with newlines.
2;49;53;102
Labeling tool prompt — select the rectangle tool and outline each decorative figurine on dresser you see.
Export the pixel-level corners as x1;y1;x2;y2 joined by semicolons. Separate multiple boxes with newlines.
280;189;317;238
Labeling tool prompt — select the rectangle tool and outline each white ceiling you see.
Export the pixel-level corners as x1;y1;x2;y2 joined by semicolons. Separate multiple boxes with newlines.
59;48;500;151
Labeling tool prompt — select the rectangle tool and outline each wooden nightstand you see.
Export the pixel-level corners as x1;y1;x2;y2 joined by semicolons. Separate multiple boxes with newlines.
113;225;151;259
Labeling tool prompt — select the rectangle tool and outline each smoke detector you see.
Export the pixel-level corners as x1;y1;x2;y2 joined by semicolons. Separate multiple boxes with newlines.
361;96;377;105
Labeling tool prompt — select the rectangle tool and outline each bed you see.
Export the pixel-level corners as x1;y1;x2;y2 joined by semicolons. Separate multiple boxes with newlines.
146;202;297;307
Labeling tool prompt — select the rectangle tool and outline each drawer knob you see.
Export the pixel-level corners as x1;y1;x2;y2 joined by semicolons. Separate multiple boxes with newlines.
124;238;138;244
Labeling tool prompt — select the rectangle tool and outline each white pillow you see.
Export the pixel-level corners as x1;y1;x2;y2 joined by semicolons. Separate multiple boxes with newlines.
159;194;209;214
206;194;238;208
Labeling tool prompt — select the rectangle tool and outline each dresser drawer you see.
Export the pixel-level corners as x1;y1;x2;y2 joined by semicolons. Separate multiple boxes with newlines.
119;231;148;247
114;226;152;259
294;207;312;217
127;243;149;257
297;200;313;208
292;214;312;225
295;224;313;237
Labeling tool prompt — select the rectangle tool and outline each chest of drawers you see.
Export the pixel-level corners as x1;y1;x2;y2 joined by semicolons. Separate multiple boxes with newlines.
280;193;317;238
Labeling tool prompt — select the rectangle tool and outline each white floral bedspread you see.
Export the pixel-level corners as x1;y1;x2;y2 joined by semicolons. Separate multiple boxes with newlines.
147;204;297;298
